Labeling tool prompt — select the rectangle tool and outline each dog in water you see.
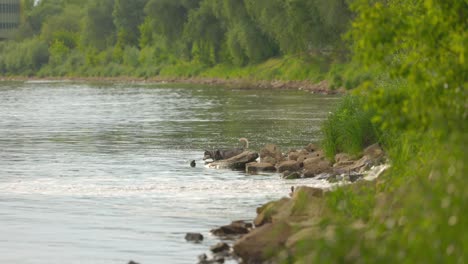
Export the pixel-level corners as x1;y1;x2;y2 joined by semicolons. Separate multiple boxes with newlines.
203;138;249;161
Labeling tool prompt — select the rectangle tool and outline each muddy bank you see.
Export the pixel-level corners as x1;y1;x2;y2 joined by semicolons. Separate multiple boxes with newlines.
0;76;343;95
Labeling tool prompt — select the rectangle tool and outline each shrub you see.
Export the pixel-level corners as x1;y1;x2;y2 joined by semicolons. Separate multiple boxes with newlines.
321;95;379;160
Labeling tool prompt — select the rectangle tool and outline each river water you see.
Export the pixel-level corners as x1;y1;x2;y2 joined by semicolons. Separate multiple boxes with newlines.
0;81;339;264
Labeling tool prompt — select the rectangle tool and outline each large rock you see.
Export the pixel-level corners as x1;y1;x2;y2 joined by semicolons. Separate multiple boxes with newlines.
291;186;326;199
233;221;292;264
246;162;276;174
363;143;385;161
289;149;314;163
208;151;259;170
334;153;354;165
302;157;331;176
285;226;321;252
287;151;300;161
305;143;319;153
282;171;301;180
260;144;284;165
254;198;290;227
210;242;230;253
211;220;252;236
277;160;301;173
349;155;374;172
332;144;385;174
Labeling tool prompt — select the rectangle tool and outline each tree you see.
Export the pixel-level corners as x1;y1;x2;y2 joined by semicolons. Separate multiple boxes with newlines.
39;4;83;48
350;0;467;133
25;0;64;34
113;0;148;47
144;0;201;45
82;0;116;50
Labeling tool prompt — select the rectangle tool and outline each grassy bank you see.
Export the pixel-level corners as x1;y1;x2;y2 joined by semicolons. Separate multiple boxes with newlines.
0;40;358;93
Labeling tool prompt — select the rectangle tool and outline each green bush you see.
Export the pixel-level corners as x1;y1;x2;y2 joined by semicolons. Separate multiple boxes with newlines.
0;38;49;75
321;95;379;160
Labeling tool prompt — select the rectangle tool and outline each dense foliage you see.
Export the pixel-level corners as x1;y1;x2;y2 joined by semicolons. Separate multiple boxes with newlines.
0;0;352;78
313;0;467;263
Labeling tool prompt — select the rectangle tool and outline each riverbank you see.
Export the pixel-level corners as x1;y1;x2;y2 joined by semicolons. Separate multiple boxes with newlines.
198;142;389;264
0;76;343;95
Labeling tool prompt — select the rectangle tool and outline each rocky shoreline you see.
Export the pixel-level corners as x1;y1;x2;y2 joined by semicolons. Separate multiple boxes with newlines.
0;76;343;95
192;142;388;264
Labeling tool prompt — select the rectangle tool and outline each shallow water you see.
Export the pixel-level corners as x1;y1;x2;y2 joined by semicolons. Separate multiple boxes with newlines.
0;81;339;264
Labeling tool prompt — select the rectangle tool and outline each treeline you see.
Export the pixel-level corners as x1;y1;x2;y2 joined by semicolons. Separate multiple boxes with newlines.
0;0;352;77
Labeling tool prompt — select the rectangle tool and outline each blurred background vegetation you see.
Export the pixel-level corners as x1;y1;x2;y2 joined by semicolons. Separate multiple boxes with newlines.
0;0;354;85
1;0;466;262
313;0;467;263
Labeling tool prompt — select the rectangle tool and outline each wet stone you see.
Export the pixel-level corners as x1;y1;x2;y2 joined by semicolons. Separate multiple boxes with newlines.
349;173;364;182
282;172;301;180
185;232;204;242
211;221;251;236
210;242;230;253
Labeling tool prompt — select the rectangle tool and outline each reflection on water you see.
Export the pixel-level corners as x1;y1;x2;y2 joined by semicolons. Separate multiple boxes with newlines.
0;81;339;264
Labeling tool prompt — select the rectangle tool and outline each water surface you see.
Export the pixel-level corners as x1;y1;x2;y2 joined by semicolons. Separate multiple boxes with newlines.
0;81;339;263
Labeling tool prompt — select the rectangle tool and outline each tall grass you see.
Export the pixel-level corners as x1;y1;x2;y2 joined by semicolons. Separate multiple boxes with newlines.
321;95;379;160
291;131;467;263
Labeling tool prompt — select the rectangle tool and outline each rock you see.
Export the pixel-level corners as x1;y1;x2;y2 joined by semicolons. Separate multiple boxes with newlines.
210;242;230;253
288;151;300;161
246;162;276;174
211;220;252;236
305;143;319;152
185;232;204;242
303;157;331;176
285;226;321;251
297;154;315;163
331;145;385;175
277;160;301;173
234;221;292;264
198;254;208;262
309;150;325;158
348;155;373;172
363;143;385;160
282;172;301;179
261;156;278;165
291;186;326;199
208;151;259;170
349;173;364;182
254;198;289;227
198;254;226;264
303;157;321;169
128;261;140;264
303;170;316;178
260;144;284;165
334;153;354;165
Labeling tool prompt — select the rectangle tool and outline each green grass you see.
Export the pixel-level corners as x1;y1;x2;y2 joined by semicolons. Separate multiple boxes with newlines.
321;95;379;161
